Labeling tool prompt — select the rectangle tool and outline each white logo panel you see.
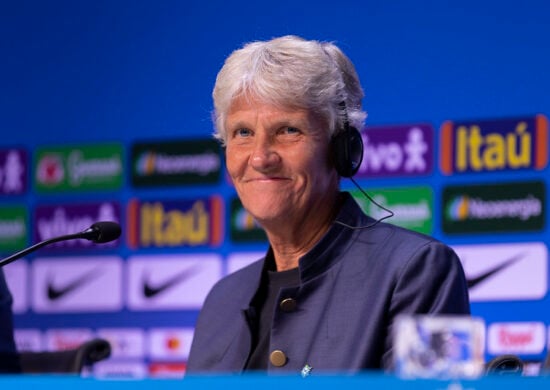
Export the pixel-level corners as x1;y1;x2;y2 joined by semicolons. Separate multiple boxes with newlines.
46;328;94;351
148;327;194;360
3;260;28;313
14;329;42;352
226;252;264;275
127;254;222;310
96;328;145;359
93;360;148;379
32;256;123;312
453;242;548;301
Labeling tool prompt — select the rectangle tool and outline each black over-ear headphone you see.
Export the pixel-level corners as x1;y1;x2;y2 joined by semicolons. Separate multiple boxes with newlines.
331;102;364;178
330;103;394;229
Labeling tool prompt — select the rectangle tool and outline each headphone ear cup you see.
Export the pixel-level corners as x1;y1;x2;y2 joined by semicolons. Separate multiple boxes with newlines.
331;126;364;178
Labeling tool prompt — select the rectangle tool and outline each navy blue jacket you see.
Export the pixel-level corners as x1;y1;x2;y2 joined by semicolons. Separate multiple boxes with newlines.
187;193;470;374
0;268;20;373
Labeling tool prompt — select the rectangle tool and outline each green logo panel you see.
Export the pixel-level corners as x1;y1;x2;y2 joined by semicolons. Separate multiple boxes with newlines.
442;180;545;234
34;143;123;192
131;138;222;187
229;197;267;243
0;205;28;252
351;186;433;234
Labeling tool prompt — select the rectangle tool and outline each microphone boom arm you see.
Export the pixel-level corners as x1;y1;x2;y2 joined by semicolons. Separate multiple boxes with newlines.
0;233;83;268
0;221;121;268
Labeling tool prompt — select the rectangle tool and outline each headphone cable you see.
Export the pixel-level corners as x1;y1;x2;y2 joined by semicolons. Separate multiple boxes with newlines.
333;177;395;230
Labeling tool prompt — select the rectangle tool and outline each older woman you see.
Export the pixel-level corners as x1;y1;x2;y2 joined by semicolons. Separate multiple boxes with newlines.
187;35;469;374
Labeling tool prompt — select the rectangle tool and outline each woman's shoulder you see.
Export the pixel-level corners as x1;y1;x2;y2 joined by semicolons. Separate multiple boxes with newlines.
204;258;264;303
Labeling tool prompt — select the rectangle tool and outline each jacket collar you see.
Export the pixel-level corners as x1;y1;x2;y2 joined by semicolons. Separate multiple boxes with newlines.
297;191;375;281
258;192;375;282
244;192;375;310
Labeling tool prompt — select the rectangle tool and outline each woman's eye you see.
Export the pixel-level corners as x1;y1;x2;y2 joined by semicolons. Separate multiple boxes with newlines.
234;128;252;137
282;127;300;135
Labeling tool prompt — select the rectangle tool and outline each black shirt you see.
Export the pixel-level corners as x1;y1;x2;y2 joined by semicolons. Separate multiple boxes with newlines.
244;265;300;370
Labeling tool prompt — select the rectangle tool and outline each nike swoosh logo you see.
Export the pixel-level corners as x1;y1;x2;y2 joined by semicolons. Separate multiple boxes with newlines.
47;268;103;300
466;252;525;289
142;266;198;298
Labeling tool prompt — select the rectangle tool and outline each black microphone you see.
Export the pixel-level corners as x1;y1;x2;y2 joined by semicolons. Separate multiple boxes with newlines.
78;221;122;243
0;221;121;268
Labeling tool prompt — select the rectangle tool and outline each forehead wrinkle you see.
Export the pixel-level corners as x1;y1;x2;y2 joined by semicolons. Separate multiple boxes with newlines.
227;101;313;132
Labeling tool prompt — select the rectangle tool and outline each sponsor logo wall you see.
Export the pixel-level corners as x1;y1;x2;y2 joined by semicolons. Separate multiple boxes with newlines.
0;115;548;377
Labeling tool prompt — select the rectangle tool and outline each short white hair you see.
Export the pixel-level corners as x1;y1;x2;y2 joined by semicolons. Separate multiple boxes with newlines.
212;35;367;145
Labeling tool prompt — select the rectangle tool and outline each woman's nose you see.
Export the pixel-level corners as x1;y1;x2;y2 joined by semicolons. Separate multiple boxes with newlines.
249;137;280;170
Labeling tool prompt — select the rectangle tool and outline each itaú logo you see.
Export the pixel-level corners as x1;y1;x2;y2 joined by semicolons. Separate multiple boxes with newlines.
127;197;224;249
440;114;548;174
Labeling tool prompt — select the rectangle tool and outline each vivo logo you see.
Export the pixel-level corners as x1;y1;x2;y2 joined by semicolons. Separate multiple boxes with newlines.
0;149;27;195
34;202;121;249
356;124;433;178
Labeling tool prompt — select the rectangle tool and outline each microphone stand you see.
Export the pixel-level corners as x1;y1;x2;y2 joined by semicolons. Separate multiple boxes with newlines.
0;232;86;268
0;222;121;268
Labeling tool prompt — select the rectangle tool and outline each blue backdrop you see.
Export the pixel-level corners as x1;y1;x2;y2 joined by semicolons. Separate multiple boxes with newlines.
1;0;549;378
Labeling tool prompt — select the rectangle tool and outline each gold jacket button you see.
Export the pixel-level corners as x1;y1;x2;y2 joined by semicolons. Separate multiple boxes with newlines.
270;350;287;367
279;298;297;312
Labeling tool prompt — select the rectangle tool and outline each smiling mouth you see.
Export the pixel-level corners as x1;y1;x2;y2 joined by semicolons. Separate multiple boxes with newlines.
246;177;289;182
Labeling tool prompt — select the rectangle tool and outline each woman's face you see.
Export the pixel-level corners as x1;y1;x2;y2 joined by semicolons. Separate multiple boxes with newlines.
225;97;339;232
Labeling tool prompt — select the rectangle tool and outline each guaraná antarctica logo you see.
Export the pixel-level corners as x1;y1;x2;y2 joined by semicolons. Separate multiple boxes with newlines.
34;143;123;192
351;186;433;234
